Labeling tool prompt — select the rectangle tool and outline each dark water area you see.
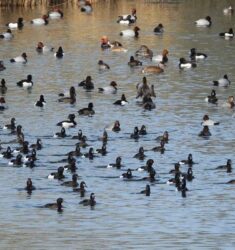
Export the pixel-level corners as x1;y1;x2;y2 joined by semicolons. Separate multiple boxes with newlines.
0;0;235;249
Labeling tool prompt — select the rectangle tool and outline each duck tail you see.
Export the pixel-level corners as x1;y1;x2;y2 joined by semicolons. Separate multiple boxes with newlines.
10;59;15;63
119;32;123;36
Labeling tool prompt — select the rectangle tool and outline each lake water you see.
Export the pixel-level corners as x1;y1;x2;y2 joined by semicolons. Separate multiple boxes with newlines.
0;0;235;249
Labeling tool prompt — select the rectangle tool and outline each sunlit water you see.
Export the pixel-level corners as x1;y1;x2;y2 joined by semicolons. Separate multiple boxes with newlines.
0;0;235;249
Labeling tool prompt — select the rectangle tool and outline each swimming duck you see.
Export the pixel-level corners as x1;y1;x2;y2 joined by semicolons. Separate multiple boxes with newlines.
198;126;211;137
49;8;63;19
142;168;156;182
213;74;230;87
120;169;133;179
78;76;94;91
112;120;121;132
128;56;142;67
83;147;95;160
10;52;27;63
216;159;232;173
62;174;79;188
15;141;29;154
153;23;164;34
16;74;33;88
25;178;36;193
139;125;147;135
31;15;49;25
58;86;76;104
223;6;233;15
30;138;42;150
6;17;24;29
77;135;89;148
152;49;169;63
0;146;14;159
120;26;140;38
98;81;117;94
179;58;196;69
152;140;165;154
205;89;218;104
3;117;16;131
0;61;6;71
0;97;7;110
79;193;96;206
48;167;65;180
96;144;107;156
189;48;207;61
156;131;169;143
73;181;87;196
222;96;234;108
185;167;194;181
135;45;153;59
44;198;63;212
0;79;7;94
201;114;219;126
195;16;212;27
24;148;37;163
0;29;13;39
179;153;195;166
137;159;154;172
142;64;164;74
35;95;46;107
72;130;83;140
134;146;146;160
54;127;67;138
136;77;152;98
68;145;83;158
107;156;122;169
181;176;188;197
219;28;234;38
78;102;95;116
100;36;111;50
36;42;54;53
54;46;64;58
99;130;108;144
80;0;93;13
8;154;23;166
57;114;76;128
169;163;181;174
117;8;137;24
113;94;128;106
142;95;156;110
130;127;139;140
98;60;110;70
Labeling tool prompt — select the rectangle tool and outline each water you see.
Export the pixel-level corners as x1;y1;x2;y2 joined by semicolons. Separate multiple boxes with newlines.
0;0;235;249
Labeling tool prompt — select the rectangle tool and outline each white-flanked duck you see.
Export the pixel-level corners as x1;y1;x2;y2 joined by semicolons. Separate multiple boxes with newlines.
189;48;207;61
49;8;63;19
0;29;13;39
179;58;196;69
6;17;24;29
16;75;33;88
35;95;46;108
219;28;234;38
36;42;54;53
117;8;137;25
98;81;117;94
195;16;212;27
223;6;233;15
10;52;27;63
201;114;219;126
113;94;128;106
152;49;169;63
31;15;49;25
120;26;140;38
57;114;77;128
213;74;230;87
80;0;93;13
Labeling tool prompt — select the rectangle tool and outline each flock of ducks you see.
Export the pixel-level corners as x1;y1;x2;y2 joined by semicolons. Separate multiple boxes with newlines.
0;1;235;212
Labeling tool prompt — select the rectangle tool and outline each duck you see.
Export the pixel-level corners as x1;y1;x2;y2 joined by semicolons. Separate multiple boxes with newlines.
137;159;154;172
181;176;188;197
0;79;7;94
48;166;65;180
222;96;235;108
120;169;133;179
54;46;64;58
72;129;83;140
58;86;76;104
15;141;30;154
142;64;164;74
153;23;164;34
61;174;79;187
16;75;33;88
83;147;95;160
139;125;147;135
169;163;181;174
112;120;121;132
152;49;169;63
49;8;63;19
78;76;94;90
24;148;37;163
128;56;142;67
0;61;6;71
10;52;27;63
0;29;13;39
130;127;139;140
223;6;233;15
30;138;42;150
96;144;107;156
57;114;76;128
135;45;153;59
179;58;196;69
44;198;63;211
98;60;110;70
133;146;146;160
185;167;194;181
142;95;156;110
120;26;140;38
25;178;36;193
198;126;211;137
107;156;122;169
201;114;219;126
35;95;46;107
78;102;95;116
54;127;67;138
73;181;87;195
141;168;156;182
3;117;16;131
77;135;89;148
136;77;152;98
156;131;169;143
216;159;232;173
195;16;212;27
205;89;218;104
30;15;49;25
36;42;54;53
99;130;108;144
152;140;165;154
79;193;96;206
0;146;14;159
6;17;24;29
68;145;83;157
80;0;93;13
213;74;231;87
178;153;195;166
219;28;234;38
100;36;111;50
8;154;23;166
113;94;128;106
189;48;207;61
139;184;151;196
98;81;117;94
0;97;7;110
117;8;137;24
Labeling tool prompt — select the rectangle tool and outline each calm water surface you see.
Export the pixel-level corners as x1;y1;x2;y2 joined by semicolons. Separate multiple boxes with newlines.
0;0;235;249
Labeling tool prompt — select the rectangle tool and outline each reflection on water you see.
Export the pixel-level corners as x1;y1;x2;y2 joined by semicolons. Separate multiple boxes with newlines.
0;0;235;248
